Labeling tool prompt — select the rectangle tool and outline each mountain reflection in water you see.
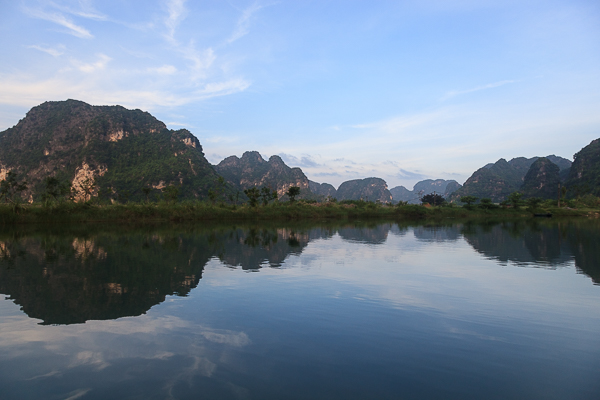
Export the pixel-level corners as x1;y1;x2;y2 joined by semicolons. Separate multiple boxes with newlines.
0;219;598;325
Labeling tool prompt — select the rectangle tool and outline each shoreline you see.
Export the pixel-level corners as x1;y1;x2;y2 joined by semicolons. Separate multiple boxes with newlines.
0;201;595;225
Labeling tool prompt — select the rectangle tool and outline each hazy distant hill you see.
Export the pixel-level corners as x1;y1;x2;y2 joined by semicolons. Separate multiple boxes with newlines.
389;179;462;204
309;180;337;198
215;151;310;198
389;186;414;203
0;99;220;202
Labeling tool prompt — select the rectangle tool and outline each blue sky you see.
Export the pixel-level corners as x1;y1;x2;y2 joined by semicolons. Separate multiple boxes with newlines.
1;0;599;189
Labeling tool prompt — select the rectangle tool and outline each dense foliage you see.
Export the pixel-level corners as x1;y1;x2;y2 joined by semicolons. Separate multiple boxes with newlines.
453;155;573;202
421;193;445;206
520;157;561;199
566;139;600;197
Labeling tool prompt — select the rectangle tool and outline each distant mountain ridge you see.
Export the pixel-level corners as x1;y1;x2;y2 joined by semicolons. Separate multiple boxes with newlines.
1;100;598;205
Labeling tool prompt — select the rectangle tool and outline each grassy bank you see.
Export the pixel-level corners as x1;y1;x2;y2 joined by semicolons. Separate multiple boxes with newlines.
0;200;595;224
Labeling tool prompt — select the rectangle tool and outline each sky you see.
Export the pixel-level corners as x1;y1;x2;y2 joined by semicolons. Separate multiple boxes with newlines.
0;0;599;189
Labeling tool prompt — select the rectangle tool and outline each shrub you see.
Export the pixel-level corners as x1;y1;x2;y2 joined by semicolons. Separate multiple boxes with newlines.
422;193;445;206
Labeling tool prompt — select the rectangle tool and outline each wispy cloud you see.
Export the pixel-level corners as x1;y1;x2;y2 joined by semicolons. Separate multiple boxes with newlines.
164;0;187;42
351;109;451;134
147;65;178;75
312;171;341;178
180;45;216;80
441;80;518;101
198;78;250;98
64;388;92;400
333;158;355;164
27;44;66;57
227;3;265;44
398;169;427;180
47;0;107;21
71;54;111;73
24;7;93;38
159;1;218;81
279;153;321;168
0;72;250;111
166;121;188;127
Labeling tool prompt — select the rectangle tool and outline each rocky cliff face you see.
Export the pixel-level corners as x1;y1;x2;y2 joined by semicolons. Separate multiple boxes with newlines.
336;177;393;203
215;151;310;198
0;99;220;201
566;138;600;196
520;157;561;199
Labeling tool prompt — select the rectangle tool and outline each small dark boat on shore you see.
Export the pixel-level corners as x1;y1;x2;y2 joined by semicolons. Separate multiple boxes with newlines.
534;213;553;217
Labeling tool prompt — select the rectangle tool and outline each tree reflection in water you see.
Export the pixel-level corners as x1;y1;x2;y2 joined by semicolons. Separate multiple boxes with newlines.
0;219;598;325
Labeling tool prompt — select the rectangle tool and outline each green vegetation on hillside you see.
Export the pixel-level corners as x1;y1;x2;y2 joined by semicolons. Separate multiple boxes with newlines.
566;139;600;197
0;100;225;203
453;155;574;203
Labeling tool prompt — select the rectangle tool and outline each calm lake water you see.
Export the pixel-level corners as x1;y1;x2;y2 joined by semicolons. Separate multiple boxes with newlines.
0;219;599;400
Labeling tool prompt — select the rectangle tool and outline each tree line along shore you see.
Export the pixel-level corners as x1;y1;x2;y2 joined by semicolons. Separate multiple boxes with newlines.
0;189;597;224
2;164;600;224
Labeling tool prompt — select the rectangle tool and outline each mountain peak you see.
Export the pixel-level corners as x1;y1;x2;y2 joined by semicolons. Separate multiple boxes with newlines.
240;151;266;163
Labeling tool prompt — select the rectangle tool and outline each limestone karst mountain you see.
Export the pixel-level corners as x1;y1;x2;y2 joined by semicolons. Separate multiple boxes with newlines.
520;157;561;199
389;185;414;203
308;180;337;198
0;99;221;202
335;177;393;203
215;151;310;198
2;100;595;205
452;155;572;202
565;138;600;197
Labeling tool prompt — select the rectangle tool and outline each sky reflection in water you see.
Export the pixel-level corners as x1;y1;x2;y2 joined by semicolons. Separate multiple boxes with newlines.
0;220;599;400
